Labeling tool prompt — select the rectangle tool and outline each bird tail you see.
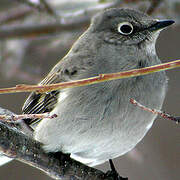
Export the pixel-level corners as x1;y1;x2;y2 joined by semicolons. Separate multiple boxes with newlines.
0;153;13;166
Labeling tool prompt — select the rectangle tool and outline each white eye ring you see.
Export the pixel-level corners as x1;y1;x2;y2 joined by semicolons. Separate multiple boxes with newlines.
118;22;133;35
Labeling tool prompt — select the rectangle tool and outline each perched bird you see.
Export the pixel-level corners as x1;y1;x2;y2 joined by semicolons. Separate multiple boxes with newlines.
0;8;174;177
23;8;174;166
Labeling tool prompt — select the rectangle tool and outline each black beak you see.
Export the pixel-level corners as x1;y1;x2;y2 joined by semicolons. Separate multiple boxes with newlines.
149;20;175;31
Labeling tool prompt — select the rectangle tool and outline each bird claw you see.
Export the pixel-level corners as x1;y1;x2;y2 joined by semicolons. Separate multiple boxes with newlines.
105;170;128;180
106;159;128;180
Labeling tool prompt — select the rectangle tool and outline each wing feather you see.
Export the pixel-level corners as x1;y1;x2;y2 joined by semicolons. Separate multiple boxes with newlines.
22;67;62;126
22;52;92;126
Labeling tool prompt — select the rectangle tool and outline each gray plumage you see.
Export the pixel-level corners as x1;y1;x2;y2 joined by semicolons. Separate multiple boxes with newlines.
21;8;173;166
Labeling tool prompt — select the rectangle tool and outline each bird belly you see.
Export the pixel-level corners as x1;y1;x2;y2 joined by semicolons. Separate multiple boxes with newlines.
34;77;167;167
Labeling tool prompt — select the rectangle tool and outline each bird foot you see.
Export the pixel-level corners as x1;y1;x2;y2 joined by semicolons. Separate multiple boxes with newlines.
105;159;128;180
105;170;128;180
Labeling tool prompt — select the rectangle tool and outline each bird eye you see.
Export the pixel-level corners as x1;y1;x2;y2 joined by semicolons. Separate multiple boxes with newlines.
118;22;133;35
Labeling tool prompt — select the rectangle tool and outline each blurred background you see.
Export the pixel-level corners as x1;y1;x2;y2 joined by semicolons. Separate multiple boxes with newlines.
0;0;179;180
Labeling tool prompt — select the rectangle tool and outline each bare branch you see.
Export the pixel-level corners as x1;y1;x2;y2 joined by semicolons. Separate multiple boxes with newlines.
0;113;57;123
0;6;32;25
0;107;116;180
130;98;180;124
16;0;44;11
0;59;179;95
0;21;88;39
39;0;58;19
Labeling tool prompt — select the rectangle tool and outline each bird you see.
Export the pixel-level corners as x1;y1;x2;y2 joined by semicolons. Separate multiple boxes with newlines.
22;7;174;167
0;8;175;179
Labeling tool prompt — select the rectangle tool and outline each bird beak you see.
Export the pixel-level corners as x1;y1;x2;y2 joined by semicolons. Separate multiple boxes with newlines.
149;20;175;31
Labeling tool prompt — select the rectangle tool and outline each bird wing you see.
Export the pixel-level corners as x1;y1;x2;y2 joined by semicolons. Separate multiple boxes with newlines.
22;46;95;126
22;60;66;126
22;52;91;126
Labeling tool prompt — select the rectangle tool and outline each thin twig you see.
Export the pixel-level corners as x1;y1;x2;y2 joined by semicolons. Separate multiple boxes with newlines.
0;113;57;123
15;0;57;19
130;98;180;124
0;6;32;25
0;59;179;94
39;0;58;19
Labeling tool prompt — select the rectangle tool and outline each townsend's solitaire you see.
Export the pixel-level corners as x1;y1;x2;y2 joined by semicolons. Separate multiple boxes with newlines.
0;9;174;171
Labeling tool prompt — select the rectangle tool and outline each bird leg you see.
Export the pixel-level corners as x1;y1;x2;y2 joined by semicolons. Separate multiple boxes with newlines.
105;159;128;180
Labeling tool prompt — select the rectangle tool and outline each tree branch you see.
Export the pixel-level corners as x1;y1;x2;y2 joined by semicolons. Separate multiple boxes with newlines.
15;0;57;18
0;107;114;180
0;59;179;94
130;98;180;124
0;21;88;39
0;112;57;123
0;6;32;25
